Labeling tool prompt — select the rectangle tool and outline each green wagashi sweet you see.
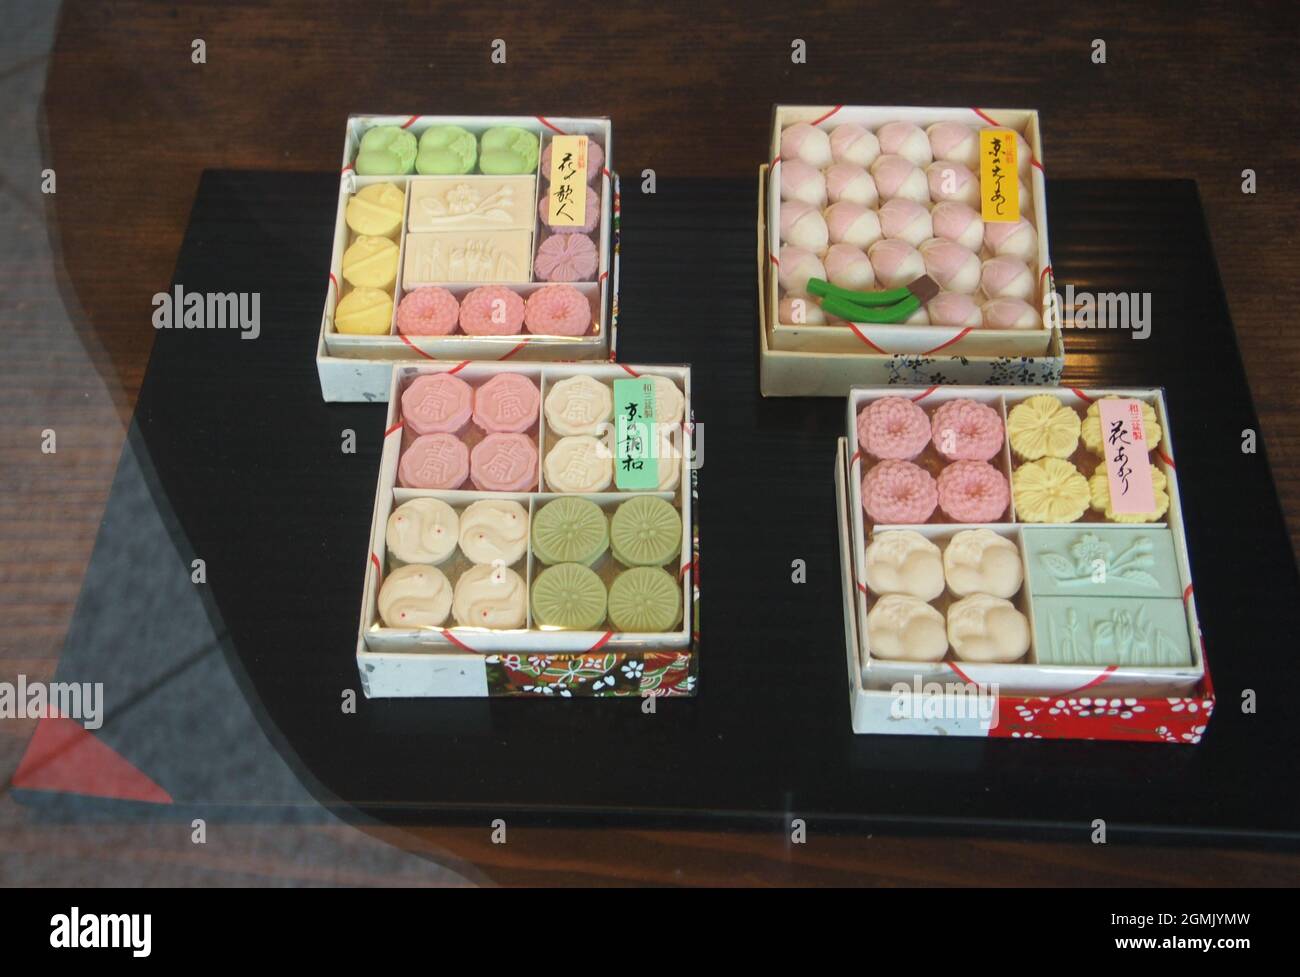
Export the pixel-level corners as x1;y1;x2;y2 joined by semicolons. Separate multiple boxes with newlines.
416;125;478;175
531;562;608;631
531;497;608;566
608;566;681;633
354;125;417;175
610;496;681;567
478;126;539;175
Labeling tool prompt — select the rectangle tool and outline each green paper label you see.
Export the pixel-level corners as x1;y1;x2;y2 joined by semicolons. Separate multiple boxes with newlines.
613;378;659;490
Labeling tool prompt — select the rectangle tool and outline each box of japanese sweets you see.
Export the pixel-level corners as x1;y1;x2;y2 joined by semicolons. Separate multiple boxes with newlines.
317;115;619;402
758;104;1065;397
834;385;1214;741
356;362;698;698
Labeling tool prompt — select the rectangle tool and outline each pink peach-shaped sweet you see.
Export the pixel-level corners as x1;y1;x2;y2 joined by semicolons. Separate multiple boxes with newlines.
469;433;538;492
401;374;474;436
867;239;926;290
919;239;982;294
524;284;592;336
459;285;526;335
876;121;932;166
901;307;929;325
980;257;1035;301
779;159;827;207
779;294;827;325
876;199;932;248
777;245;825;296
779;200;829;252
825;202;882;249
930;399;1005;462
399;433;470;490
541;139;605;183
862;460;938;524
982;297;1041;330
780;122;833;168
870;154;929;204
926;292;983;328
824;244;875;290
984;216;1038;263
538;183;601;233
857;397;931;460
825;163;877;207
473;373;540;433
926;161;981;207
936;460;1010;522
830;123;880;167
930;201;984;252
396;286;460;336
927;122;979;168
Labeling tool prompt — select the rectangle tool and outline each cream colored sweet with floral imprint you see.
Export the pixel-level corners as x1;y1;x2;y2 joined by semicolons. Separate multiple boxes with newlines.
408;176;538;232
402;230;533;284
458;500;528;565
864;530;944;601
866;594;948;661
946;593;1030;662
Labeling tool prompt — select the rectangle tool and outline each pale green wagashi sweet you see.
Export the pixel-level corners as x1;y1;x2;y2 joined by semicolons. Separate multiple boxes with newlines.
531;497;608;566
416;125;478;174
610;497;682;567
354;125;417;175
608;566;681;633
478;126;540;175
531;562;608;631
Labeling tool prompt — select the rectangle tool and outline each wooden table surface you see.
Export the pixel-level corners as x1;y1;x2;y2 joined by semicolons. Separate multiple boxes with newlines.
4;0;1299;885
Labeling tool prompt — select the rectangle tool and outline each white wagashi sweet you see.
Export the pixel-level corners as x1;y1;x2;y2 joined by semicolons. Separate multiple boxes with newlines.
543;375;614;437
544;435;613;493
378;564;453;628
864;530;945;601
452;563;527;629
386;498;459;565
946;593;1030;663
943;529;1024;598
458;500;528;565
866;594;948;661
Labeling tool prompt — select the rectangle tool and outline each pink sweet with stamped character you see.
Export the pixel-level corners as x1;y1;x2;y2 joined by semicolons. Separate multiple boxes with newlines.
470;433;538;492
472;373;540;434
401;374;474;436
399;433;470;490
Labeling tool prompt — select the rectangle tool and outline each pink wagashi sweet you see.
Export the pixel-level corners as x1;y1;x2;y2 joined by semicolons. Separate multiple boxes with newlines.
830;123;880;167
862;460;938;525
926;161;981;207
930;399;1005;462
930;201;984;252
926;292;983;328
981;256;1035;301
396;286;460;336
780;122;833;168
779;159;827;207
867;239;926;290
982;297;1041;330
936;460;1010;522
870;154;929;204
825;163;877;207
401;374;474;436
399;433;470;490
523;284;592;336
779;200;829;252
825;202;882;249
541;138;605;182
459;285;525;335
778;294;828;325
533;233;599;282
877;198;932;248
777;245;825;296
919;239;981;294
538;183;601;234
927;121;979;169
876;121;932;166
857;396;931;461
472;373;540;433
824;244;875;290
469;432;538;492
984;215;1038;263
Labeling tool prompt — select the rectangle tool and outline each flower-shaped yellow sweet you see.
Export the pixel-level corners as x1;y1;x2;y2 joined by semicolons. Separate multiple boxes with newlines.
1006;395;1081;461
1080;397;1163;457
1089;468;1170;523
1012;458;1090;522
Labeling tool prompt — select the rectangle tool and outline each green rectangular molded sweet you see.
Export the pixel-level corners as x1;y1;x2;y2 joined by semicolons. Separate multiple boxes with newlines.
1022;527;1182;599
1032;597;1191;667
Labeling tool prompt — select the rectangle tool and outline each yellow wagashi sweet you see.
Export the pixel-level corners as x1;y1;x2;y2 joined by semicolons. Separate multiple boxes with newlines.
334;287;393;335
1012;457;1089;523
1081;397;1163;457
342;235;399;290
1089;468;1170;523
345;182;405;238
1006;395;1081;461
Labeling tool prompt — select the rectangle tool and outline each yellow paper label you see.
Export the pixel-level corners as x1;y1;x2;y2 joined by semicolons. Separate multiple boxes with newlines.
979;129;1020;222
546;135;588;227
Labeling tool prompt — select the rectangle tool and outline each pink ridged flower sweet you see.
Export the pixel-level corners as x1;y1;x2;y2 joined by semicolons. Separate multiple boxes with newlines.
878;198;932;247
857;397;931;460
396;286;460;336
937;460;1010;522
524;284;591;336
931;399;1005;461
862;460;938;524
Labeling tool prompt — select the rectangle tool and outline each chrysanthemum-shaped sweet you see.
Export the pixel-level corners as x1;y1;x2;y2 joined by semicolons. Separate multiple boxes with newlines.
930;399;1005;462
1011;457;1090;523
610;496;682;567
1006;395;1081;460
937;461;1010;522
862;460;938;525
946;593;1030;663
608;566;681;633
857;397;931;460
1080;397;1163;456
1088;468;1171;523
866;594;947;661
531;562;608;631
864;530;945;601
524;284;591;336
532;497;609;566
